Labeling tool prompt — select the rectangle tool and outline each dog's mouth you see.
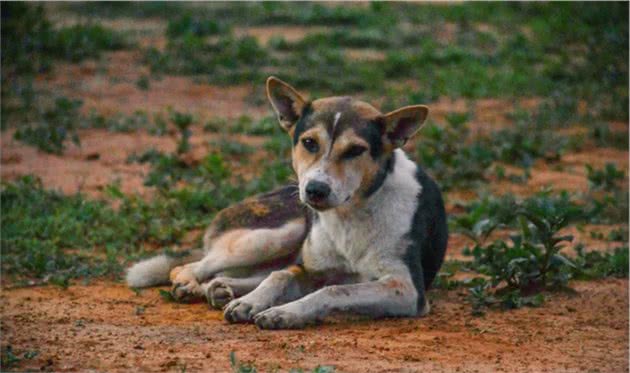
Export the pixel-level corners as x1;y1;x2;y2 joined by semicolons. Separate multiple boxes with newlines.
305;199;333;211
304;195;351;212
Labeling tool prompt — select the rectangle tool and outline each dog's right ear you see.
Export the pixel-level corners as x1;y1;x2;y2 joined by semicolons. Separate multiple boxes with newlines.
266;76;307;132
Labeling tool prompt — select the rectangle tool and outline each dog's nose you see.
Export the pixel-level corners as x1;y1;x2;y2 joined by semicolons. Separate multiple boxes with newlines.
305;181;331;201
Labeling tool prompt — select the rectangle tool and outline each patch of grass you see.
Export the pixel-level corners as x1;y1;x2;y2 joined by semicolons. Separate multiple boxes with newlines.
167;13;228;38
1;346;38;370
170;111;194;154
13;97;82;154
145;34;268;83
416;115;494;191
585;190;629;225
210;138;255;158
450;194;517;245
1;3;127;71
573;245;629;279
52;23;127;62
136;75;150;90
591;123;628;150
607;227;628;242
2;3;129;130
137;2;628;121
586;163;625;191
1;174;242;283
486;122;566;168
453;191;619;314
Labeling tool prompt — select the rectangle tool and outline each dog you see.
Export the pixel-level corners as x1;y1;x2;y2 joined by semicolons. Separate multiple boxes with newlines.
126;77;448;329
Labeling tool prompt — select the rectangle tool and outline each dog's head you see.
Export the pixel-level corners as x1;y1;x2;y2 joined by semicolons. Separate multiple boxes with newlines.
267;76;428;211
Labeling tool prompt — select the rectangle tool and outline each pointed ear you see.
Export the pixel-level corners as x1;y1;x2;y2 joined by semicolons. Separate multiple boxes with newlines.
383;105;429;148
266;76;307;132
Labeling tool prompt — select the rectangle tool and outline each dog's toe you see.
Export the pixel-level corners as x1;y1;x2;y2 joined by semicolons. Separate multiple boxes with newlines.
206;279;235;309
171;280;202;303
224;300;255;323
254;308;305;330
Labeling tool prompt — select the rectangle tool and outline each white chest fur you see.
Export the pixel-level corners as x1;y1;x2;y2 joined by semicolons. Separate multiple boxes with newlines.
303;150;423;278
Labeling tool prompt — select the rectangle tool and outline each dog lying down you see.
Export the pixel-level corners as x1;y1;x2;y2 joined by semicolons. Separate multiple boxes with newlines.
126;77;448;329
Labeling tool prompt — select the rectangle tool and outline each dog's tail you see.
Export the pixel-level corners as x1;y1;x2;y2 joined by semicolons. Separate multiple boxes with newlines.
125;249;205;288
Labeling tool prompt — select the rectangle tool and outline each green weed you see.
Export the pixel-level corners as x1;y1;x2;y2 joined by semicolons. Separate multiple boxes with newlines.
170;111;194;154
586;163;625;191
1;346;38;369
13;97;82;154
455;191;613;314
167;13;228;38
573;245;629;279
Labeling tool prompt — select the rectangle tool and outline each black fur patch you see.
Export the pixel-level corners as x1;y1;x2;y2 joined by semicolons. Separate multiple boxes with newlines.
363;154;395;198
403;165;448;311
292;103;313;145
355;118;385;159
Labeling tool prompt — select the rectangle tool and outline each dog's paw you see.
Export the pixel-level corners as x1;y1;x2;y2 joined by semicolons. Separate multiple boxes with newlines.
206;278;235;309
170;266;202;302
253;307;306;330
223;298;268;324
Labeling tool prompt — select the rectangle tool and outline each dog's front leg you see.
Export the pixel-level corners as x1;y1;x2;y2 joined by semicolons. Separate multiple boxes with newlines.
223;266;309;323
254;274;421;329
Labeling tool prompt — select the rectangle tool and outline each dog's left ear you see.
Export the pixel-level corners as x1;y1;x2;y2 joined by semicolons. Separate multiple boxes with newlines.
266;76;307;132
383;105;429;148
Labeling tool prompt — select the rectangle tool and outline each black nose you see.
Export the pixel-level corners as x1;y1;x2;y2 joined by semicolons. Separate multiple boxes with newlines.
305;181;331;201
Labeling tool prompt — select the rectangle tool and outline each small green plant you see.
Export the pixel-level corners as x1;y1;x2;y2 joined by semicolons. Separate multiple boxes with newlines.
158;289;176;302
204;118;227;133
573;245;629;279
13;97;83;154
167;13;227;38
170;111;193;154
450;194;516;245
460;192;587;314
136;75;150;90
586;163;625;191
1;346;38;369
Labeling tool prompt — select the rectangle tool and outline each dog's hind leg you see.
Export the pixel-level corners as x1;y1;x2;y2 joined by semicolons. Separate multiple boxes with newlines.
171;218;306;301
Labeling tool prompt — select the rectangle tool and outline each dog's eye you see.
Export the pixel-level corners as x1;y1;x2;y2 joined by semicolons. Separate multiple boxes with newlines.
301;137;319;153
341;145;367;160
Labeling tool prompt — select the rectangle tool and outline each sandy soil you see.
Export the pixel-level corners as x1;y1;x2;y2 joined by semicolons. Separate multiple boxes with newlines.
1;280;627;373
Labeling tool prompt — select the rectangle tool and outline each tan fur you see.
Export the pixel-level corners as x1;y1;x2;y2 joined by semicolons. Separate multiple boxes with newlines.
292;126;330;178
351;100;381;120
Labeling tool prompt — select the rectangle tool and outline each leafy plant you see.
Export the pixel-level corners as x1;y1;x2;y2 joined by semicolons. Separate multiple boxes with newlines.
1;346;38;369
461;192;588;314
13;97;83;154
167;13;228;38
450;194;516;245
170;111;193;154
572;245;629;279
586;163;625;191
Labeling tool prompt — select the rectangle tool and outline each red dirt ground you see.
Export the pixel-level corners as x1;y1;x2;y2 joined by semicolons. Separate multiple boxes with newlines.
1;280;627;372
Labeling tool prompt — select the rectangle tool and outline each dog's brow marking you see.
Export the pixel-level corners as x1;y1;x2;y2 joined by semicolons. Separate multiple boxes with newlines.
333;112;342;131
327;112;343;156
